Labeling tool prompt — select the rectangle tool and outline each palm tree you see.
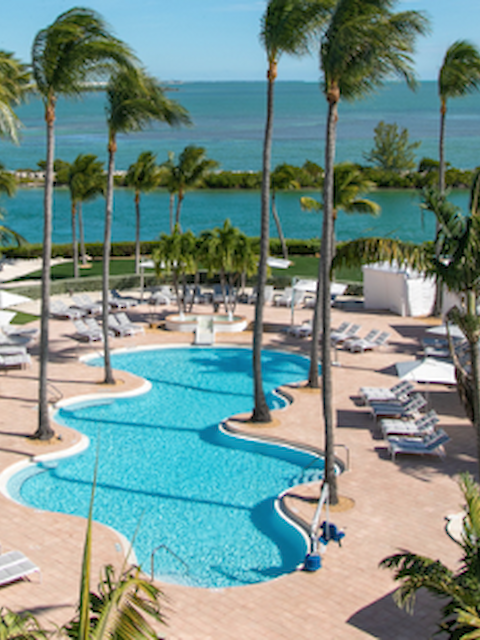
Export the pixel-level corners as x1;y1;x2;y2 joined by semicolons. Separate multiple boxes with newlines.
381;473;480;638
271;163;301;260
301;162;380;387
318;0;428;502
153;226;197;315
0;50;30;143
31;7;136;440
167;146;218;231
161;151;177;233
253;0;334;424
125;151;162;274
102;67;190;384
439;41;480;194
63;154;105;278
0;608;47;639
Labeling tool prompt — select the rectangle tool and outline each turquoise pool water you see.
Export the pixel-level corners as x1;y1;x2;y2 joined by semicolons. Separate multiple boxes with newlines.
8;347;324;588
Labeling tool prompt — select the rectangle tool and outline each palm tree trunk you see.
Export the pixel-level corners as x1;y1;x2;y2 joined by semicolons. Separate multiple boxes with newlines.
72;201;79;279
308;262;323;388
466;291;480;470
103;134;116;385
271;190;288;260
252;62;276;423
35;98;56;440
175;190;183;232
321;89;339;504
135;190;141;275
78;202;87;266
169;192;175;234
433;101;448;316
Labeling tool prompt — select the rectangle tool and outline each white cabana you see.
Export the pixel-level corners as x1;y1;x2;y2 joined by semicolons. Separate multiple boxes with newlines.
362;263;435;317
0;290;32;309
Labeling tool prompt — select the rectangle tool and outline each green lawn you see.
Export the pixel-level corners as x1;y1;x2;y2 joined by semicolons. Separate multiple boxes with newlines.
271;255;362;283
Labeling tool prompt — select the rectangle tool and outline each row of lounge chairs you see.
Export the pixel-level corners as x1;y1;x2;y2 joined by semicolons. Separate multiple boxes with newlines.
51;291;139;320
288;320;391;353
359;381;450;460
0;324;36;370
72;313;144;342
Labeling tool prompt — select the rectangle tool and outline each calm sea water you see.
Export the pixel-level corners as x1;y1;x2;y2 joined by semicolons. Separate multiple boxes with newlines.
0;81;478;244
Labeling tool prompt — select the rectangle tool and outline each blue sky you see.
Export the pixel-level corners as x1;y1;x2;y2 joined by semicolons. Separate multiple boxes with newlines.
1;1;478;82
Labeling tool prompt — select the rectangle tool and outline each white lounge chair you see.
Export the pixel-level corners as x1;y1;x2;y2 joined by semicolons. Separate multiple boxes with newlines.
50;299;84;320
331;323;361;346
72;319;103;342
370;393;427;420
0;352;31;369
148;286;174;305
343;329;380;351
359;380;414;405
388;428;450;461
273;287;305;307
109;289;138;308
116;312;144;335
108;314;135;337
248;285;274;305
381;410;439;438
72;294;102;316
345;331;391;353
0;550;40;586
288;320;312;338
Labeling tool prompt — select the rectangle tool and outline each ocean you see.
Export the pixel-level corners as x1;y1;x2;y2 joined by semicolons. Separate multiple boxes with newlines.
0;81;478;245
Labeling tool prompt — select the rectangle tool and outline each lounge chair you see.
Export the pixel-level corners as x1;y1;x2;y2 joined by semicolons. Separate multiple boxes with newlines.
116;312;145;335
381;409;439;438
50;299;84;320
247;285;274;305
273;287;305;307
108;314;135;337
388;428;450;461
331;323;361;346
72;294;102;316
343;329;380;351
0;550;40;586
345;331;391;353
0;352;31;369
370;393;427;420
148;286;174;305
72;319;103;342
109;289;138;308
359;380;414;405
288;320;313;338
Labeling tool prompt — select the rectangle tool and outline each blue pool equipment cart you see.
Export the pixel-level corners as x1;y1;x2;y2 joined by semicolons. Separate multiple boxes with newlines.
304;482;345;572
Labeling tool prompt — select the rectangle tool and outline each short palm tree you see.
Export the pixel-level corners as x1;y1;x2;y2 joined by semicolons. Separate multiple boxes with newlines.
0;50;30;143
153;226;197;315
0;608;47;639
271;163;301;260
102;67;190;384
167;146;218;231
318;0;428;503
301;162;380;388
381;473;480;639
125;151;162;274
62;154;105;278
253;0;334;424
439;41;480;194
31;7;136;440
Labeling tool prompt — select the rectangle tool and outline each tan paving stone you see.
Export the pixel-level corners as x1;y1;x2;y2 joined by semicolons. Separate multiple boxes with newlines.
0;299;474;637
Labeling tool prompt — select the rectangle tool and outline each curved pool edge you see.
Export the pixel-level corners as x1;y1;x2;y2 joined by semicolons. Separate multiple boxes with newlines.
4;343;326;588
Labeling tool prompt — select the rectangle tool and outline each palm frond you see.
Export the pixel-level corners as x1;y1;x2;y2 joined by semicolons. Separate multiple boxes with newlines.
440;40;480;101
333;236;428;271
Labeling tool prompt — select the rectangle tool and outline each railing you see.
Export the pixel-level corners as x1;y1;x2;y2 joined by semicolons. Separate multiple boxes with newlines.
334;443;350;472
150;544;189;581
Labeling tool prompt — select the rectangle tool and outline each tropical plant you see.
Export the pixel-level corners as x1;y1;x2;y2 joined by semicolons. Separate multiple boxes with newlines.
153;226;197;314
0;50;30;143
438;41;480;195
199;220;257;315
381;473;480;639
61;154;105;278
363;121;420;173
125;151;162;274
300;162;380;387
316;0;428;503
102;67;190;384
0;162;25;253
31;7;136;440
0;608;47;639
271;163;301;260
165;146;218;231
253;0;334;424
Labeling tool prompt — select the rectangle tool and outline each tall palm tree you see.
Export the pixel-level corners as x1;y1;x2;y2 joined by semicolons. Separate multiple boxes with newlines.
125;151;162;274
0;50;30;143
301;162;380;388
381;473;480;638
102;67;190;384
253;0;334;424
62;154;105;278
167;145;218;231
318;0;428;502
31;7;136;440
439;41;480;194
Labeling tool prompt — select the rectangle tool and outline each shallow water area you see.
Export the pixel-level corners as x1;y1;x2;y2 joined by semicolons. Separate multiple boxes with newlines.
8;347;324;588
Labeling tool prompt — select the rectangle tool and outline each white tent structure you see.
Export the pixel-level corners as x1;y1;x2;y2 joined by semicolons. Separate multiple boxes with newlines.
0;290;32;309
395;357;456;385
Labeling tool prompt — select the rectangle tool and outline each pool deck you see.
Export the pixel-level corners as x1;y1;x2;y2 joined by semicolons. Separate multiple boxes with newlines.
0;295;476;639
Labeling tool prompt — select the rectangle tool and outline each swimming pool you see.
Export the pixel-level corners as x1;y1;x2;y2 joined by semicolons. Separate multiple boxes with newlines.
7;346;324;588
